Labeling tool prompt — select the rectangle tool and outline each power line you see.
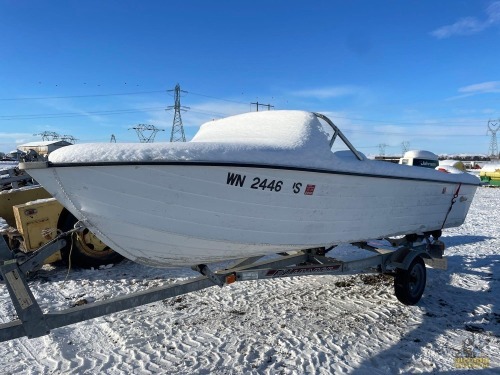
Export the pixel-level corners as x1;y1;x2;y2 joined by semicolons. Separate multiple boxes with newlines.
330;115;492;126
0;90;167;101
33;131;60;141
186;91;249;105
2;105;488;138
0;86;497;136
0;107;166;120
341;129;485;137
60;135;78;143
33;131;76;143
187;108;228;118
0;86;496;126
0;107;491;128
0;88;250;107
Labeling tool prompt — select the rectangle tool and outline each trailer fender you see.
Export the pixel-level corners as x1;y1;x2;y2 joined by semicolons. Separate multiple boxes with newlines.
390;248;430;271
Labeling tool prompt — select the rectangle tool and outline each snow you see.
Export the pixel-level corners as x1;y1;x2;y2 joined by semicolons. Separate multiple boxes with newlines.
0;217;8;231
1;187;499;373
0;161;18;170
0;185;43;195
439;160;465;171
46;110;479;185
403;150;438;160
191;110;319;147
481;164;500;173
49;111;327;165
23;197;56;205
435;165;466;174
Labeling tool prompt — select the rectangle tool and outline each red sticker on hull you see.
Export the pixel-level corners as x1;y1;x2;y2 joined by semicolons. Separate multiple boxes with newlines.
304;184;316;195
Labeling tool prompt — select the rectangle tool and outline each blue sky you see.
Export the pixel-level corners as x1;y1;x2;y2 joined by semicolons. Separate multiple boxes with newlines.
1;0;500;156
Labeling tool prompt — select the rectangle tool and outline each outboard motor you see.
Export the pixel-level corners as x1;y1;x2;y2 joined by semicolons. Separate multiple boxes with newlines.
399;150;439;169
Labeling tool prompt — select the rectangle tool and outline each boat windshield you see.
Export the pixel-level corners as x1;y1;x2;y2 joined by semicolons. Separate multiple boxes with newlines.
313;112;364;161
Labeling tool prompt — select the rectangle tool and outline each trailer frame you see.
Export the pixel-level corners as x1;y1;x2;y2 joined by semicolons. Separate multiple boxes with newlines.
0;229;446;342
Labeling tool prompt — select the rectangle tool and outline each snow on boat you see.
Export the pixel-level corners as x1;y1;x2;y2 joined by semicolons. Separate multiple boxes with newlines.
20;111;480;267
480;163;500;186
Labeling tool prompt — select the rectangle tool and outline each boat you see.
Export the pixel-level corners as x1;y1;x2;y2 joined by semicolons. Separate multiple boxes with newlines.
20;111;480;267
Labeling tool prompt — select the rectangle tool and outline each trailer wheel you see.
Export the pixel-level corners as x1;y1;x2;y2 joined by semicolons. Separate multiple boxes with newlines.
394;256;426;305
58;209;124;268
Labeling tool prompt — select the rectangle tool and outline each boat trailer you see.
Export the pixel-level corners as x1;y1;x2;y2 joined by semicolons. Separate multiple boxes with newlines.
0;227;447;342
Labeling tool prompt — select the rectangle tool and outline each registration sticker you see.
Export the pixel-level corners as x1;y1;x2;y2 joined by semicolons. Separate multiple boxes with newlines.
304;184;316;195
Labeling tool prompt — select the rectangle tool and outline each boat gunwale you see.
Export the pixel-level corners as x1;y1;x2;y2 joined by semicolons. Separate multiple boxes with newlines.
30;160;481;187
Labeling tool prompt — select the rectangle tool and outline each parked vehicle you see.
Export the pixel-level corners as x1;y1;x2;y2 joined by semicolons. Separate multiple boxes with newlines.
0;168;123;268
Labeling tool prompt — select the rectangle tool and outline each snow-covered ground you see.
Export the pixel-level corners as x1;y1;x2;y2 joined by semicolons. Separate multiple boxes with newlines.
0;161;18;170
0;187;499;374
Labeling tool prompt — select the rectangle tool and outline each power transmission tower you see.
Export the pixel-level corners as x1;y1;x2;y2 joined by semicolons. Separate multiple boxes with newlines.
128;124;165;143
251;101;274;111
487;119;500;158
401;141;410;155
110;134;116;143
378;143;388;156
166;83;189;142
33;131;60;141
60;135;77;143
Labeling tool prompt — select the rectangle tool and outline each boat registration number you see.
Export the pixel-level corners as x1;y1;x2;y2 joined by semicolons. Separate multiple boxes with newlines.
226;172;315;195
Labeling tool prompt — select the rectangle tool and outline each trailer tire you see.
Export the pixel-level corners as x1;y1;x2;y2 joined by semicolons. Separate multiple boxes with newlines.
58;209;124;268
394;256;426;305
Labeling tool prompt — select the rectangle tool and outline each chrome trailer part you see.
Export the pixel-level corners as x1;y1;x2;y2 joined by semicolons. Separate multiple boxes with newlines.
0;234;446;342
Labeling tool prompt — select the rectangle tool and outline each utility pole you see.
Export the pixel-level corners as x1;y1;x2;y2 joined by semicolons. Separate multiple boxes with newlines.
487;119;500;158
251;101;274;112
167;83;189;142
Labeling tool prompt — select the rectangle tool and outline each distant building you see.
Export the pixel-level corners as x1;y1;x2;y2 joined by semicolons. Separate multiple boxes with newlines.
17;140;72;156
373;156;400;163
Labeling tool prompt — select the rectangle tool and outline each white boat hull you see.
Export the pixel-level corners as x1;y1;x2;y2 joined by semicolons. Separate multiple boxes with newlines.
27;163;477;267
